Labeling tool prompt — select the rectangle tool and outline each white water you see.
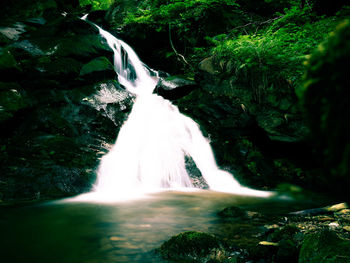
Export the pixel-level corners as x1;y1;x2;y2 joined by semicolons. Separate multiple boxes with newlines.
76;16;274;201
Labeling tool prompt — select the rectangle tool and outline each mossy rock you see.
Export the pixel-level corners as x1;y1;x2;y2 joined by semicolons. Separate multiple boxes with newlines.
56;35;112;58
39;57;82;78
0;50;19;70
157;231;222;261
298;19;350;201
79;56;114;80
299;230;350;263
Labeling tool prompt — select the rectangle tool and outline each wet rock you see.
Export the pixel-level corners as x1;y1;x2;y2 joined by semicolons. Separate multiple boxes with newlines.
56;34;112;59
197;55;307;143
154;75;198;100
0;8;134;201
299;230;350;263
0;49;21;80
79;56;114;81
218;206;248;220
157;231;223;261
0;88;28;123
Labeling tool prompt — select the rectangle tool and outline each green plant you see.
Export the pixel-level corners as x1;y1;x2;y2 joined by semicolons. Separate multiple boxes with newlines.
79;0;114;10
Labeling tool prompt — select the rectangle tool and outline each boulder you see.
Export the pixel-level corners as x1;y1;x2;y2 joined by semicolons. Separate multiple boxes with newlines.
154;75;198;100
157;231;222;261
299;230;350;263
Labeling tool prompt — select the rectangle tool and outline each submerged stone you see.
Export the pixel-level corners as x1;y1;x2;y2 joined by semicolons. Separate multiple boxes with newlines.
218;206;247;220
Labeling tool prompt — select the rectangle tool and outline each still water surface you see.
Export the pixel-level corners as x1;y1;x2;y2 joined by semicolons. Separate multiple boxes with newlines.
0;191;313;263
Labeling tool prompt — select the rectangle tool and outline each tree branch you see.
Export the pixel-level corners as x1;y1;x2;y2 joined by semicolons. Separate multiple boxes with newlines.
168;23;193;69
230;16;284;33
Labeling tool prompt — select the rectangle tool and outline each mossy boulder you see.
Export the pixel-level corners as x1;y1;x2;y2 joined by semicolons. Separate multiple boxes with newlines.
79;56;114;81
157;231;222;261
55;35;112;59
298;19;350;201
299;230;350;263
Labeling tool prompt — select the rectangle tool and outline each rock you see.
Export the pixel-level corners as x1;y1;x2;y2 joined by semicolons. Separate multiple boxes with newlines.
196;55;308;143
0;8;136;201
37;57;82;81
268;224;299;242
298;19;350;201
0;49;21;80
154;75;198;100
55;34;112;59
199;56;220;75
218;206;247;220
299;230;350;263
0;88;28;123
79;56;114;80
157;231;222;261
328;222;341;230
343;226;350;232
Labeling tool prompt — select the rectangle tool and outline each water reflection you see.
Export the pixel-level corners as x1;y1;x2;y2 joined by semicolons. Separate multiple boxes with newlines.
0;191;310;263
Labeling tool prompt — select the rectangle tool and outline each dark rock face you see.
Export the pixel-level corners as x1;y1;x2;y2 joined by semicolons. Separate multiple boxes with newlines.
0;6;133;201
176;56;312;189
197;56;308;143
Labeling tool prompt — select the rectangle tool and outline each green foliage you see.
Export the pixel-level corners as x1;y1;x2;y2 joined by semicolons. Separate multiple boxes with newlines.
211;6;342;92
79;0;114;10
124;0;241;34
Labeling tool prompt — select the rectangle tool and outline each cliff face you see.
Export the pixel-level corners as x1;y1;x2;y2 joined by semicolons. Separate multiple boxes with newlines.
0;2;134;200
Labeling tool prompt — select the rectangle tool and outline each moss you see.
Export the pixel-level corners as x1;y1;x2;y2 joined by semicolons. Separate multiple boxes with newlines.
79;56;114;77
0;50;18;70
299;230;350;263
298;19;350;201
157;231;222;261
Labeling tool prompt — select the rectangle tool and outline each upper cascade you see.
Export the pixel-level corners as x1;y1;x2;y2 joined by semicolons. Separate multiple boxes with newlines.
82;14;158;95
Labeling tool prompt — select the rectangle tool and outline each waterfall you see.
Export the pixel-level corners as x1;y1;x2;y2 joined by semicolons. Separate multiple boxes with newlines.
78;16;273;200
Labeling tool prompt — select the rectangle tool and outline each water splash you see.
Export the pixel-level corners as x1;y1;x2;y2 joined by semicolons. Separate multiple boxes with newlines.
76;16;273;201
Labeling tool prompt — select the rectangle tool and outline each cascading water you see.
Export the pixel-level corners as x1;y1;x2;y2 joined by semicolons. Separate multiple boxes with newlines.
78;16;273;200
